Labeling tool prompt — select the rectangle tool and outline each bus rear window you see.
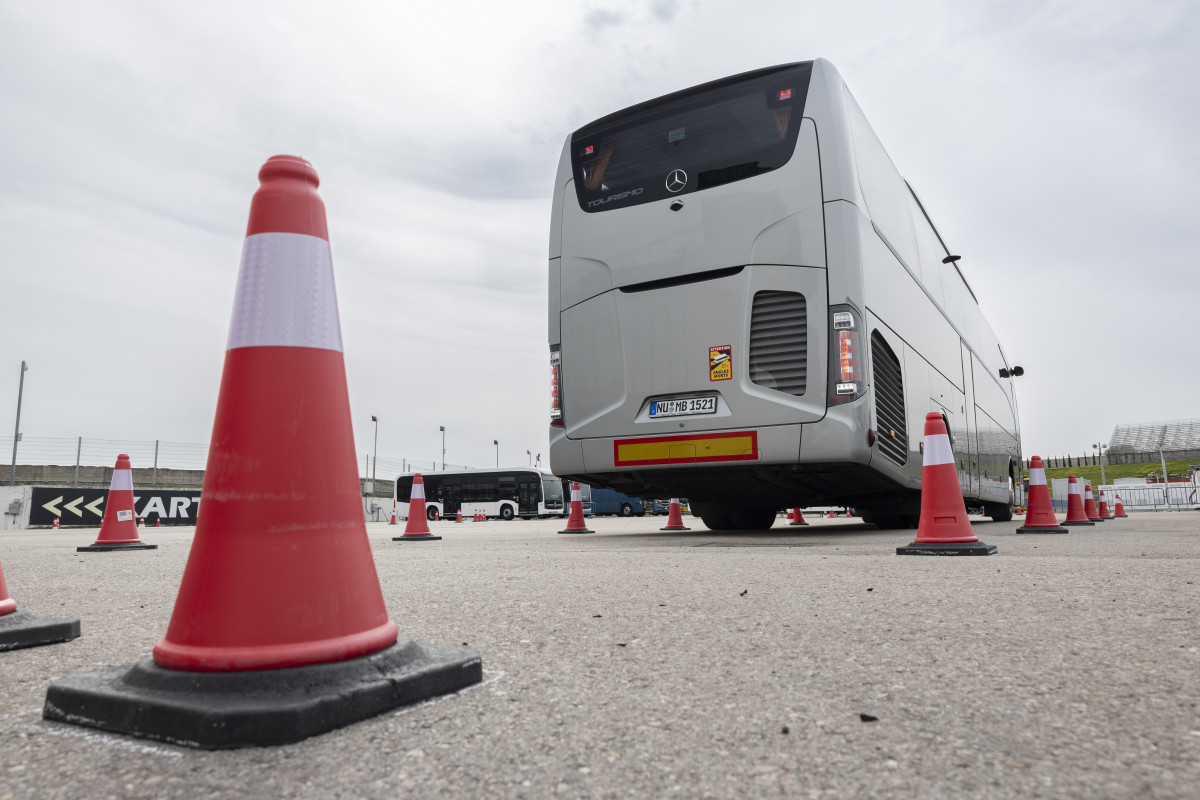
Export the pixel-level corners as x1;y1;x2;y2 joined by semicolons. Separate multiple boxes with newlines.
571;63;812;213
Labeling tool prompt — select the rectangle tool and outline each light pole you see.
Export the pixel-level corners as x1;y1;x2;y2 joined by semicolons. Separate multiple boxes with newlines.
439;426;445;470
10;361;28;486
527;449;531;466
371;415;378;484
494;439;499;468
1092;442;1108;487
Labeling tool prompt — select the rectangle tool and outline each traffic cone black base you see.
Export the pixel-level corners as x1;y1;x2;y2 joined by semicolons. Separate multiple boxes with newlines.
43;638;480;750
1014;523;1068;534
77;543;158;553
659;523;690;531
1060;519;1095;527
0;609;82;652
557;526;594;534
896;541;998;556
392;534;443;542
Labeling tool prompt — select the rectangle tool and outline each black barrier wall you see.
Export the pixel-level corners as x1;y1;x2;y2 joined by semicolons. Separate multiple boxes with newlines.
29;487;201;527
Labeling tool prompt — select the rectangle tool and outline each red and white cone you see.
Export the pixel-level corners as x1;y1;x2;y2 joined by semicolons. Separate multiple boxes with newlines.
660;498;690;531
1083;484;1103;521
0;562;14;618
0;554;81;650
156;517;162;528
79;454;157;552
388;504;398;526
1061;475;1094;526
898;412;997;555
394;473;441;542
44;156;478;748
1113;494;1127;517
52;517;60;530
1097;491;1113;520
558;482;593;534
789;508;808;526
455;509;463;523
1015;456;1067;534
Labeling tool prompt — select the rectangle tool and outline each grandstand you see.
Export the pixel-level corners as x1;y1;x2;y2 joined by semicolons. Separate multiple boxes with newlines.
1106;418;1200;464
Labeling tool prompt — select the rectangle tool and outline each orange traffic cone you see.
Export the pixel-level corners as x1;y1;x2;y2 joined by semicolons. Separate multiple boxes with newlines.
394;473;441;542
660;498;690;531
455;509;463;523
558;481;593;534
388;504;398;525
156;517;162;528
52;517;59;530
1113;494;1127;518
1097;491;1113;520
785;509;793;521
789;508;808;526
78;455;157;552
0;556;81;651
45;155;479;748
898;412;997;556
1015;456;1067;534
1061;475;1095;526
1083;484;1103;521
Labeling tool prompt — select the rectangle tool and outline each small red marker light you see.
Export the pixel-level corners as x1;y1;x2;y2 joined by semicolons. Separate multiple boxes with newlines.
584;145;595;155
779;88;792;101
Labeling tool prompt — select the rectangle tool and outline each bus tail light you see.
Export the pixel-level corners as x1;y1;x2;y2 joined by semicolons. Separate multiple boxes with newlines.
550;346;564;427
828;305;865;406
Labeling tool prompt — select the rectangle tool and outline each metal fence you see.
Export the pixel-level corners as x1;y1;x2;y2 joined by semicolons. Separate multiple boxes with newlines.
1;435;482;487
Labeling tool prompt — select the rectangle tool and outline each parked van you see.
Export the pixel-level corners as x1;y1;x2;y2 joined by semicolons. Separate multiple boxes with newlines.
590;488;646;517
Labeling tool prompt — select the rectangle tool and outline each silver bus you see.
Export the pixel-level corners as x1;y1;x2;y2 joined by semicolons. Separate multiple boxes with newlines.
547;58;1022;531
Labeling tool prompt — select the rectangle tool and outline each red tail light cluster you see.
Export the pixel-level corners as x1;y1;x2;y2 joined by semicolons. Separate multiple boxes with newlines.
828;305;865;406
550;347;564;427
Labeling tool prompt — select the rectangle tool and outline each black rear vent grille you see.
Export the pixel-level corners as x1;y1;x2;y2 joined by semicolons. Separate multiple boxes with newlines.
748;291;807;396
871;332;907;466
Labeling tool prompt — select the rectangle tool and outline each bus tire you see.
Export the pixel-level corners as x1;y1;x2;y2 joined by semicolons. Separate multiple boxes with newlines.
500;504;515;521
984;502;1013;522
730;506;777;531
620;503;633;517
426;506;440;521
692;502;732;531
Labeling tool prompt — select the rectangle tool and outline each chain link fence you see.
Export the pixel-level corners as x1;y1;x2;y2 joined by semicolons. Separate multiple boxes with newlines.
1;435;481;489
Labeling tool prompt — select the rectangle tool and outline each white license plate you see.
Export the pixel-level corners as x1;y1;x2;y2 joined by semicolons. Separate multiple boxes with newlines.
650;396;717;418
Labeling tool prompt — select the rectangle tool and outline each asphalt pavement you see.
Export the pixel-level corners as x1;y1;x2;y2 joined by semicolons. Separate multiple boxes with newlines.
1;511;1198;799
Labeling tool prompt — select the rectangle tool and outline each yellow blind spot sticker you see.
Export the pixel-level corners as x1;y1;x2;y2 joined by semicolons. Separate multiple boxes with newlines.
709;345;732;382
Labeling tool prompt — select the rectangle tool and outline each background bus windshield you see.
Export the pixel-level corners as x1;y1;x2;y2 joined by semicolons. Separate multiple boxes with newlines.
572;64;811;212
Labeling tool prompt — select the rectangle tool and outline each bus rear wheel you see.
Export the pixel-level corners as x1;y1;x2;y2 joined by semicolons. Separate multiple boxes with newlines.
499;504;515;521
984;502;1013;522
620;503;633;517
427;506;440;521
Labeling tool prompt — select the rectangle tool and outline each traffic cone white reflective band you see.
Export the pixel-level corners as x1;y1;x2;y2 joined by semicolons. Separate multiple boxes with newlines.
227;233;342;352
411;482;424;501
1068;482;1081;495
923;433;954;466
670;497;679;505
110;469;133;492
571;486;581;503
1029;467;1046;486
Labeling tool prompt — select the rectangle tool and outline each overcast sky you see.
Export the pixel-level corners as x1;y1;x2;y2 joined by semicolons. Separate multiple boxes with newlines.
2;0;1198;475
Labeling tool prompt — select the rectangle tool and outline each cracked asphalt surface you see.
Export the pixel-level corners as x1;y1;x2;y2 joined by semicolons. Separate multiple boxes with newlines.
1;511;1198;799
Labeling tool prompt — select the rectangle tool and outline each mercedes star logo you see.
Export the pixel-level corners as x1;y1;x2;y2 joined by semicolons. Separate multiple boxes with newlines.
665;169;688;193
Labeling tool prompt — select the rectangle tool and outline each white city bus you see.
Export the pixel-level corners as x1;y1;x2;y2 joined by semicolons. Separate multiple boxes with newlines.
547;58;1022;531
394;469;565;521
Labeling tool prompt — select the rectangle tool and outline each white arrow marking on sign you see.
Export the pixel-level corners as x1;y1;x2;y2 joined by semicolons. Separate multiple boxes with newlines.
84;497;104;517
63;497;85;517
42;496;64;516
